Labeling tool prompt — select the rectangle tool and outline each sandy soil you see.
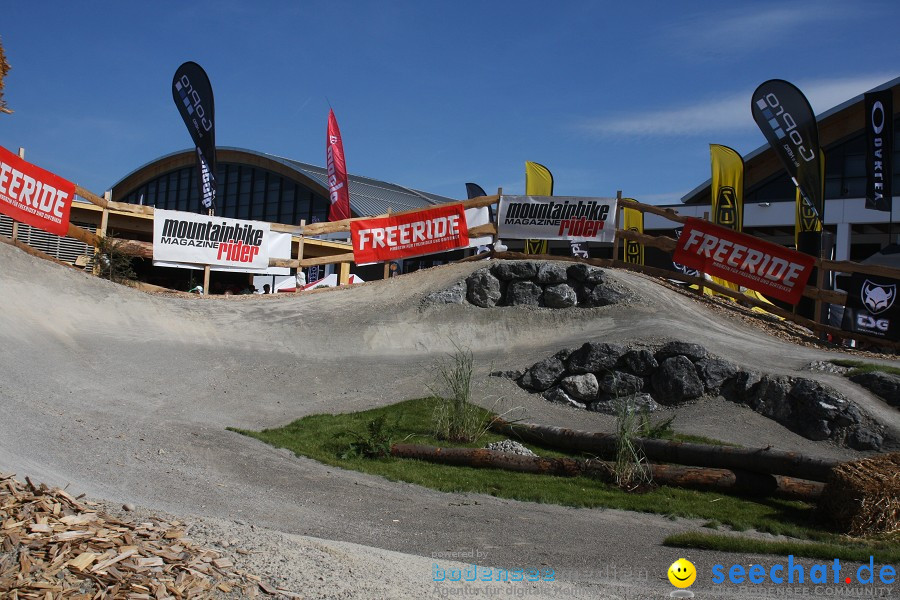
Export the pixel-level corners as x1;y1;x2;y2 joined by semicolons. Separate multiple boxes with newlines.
1;241;898;598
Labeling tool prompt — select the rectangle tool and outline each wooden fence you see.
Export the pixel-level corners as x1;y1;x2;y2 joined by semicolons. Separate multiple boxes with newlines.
5;182;899;350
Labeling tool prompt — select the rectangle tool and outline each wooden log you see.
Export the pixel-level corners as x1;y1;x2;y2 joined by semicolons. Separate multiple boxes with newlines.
618;197;689;225
389;443;823;501
489;419;839;482
0;235;80;270
299;252;355;268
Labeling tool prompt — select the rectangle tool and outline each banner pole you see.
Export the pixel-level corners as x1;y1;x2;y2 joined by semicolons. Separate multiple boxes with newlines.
611;190;622;262
203;265;211;296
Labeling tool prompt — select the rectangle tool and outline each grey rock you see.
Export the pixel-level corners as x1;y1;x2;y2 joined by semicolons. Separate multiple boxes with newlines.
789;378;849;421
834;403;863;427
747;376;793;423
583;267;606;286
122;503;135;512
519;353;568;391
507;280;543;306
801;419;832;441
650;356;705;404
425;280;466;304
847;426;883;451
586;285;624;307
543;283;578;308
589;393;658;415
695;357;739;394
721;370;761;403
542;386;587;409
491;261;538;281
849;372;900;407
566;342;626;374
655;341;709;363
536;262;569;284
560;373;599;401
597;371;645;397
466;270;502;307
566;263;602;282
620;349;659;376
486;440;537;456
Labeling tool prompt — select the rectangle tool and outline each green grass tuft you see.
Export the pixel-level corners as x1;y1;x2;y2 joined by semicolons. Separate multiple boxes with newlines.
829;359;900;377
664;532;900;562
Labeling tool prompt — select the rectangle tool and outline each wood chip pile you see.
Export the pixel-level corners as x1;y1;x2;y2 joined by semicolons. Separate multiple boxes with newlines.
817;452;900;536
0;474;285;599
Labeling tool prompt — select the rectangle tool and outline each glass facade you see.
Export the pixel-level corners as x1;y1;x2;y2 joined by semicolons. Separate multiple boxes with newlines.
118;163;330;225
745;115;900;204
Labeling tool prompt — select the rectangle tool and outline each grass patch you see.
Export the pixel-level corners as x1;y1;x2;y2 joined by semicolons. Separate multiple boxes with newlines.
829;359;900;377
664;532;900;562
229;398;850;540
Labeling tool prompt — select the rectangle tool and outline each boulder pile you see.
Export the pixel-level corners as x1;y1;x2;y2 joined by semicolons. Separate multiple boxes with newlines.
504;340;885;450
426;261;627;308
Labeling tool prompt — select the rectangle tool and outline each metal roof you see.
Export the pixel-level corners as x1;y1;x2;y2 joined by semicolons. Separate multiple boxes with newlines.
110;147;458;218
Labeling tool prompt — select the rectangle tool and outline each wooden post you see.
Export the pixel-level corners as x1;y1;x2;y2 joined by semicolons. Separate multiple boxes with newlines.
296;219;305;292
696;211;710;296
203;265;211;295
339;261;350;285
611;190;622;262
92;208;110;275
814;247;826;330
383;208;392;279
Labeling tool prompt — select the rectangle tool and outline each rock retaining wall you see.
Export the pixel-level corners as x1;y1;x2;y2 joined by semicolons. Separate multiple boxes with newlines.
425;260;626;308
499;340;885;450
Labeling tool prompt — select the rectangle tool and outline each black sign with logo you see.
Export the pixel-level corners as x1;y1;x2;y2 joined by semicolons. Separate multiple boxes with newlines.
842;272;900;340
865;90;893;212
752;80;822;224
173;61;217;212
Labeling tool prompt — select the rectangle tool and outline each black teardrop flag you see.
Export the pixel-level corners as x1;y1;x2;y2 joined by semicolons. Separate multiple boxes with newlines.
465;183;487;200
172;61;217;212
751;80;822;224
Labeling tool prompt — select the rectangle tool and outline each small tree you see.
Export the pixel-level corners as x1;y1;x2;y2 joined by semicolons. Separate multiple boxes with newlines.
94;235;137;283
0;36;12;115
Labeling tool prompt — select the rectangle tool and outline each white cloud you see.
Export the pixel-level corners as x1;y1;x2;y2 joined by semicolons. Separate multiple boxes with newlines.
581;73;896;137
666;3;856;57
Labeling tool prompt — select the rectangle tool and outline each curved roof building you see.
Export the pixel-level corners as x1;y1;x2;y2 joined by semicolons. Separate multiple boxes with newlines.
110;147;456;225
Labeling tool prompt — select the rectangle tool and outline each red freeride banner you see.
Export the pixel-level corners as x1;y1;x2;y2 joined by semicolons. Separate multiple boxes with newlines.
673;218;815;305
0;145;74;236
326;109;351;222
351;204;469;263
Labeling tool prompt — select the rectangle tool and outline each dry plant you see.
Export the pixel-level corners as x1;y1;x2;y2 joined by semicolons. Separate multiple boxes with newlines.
613;395;654;491
0;36;11;114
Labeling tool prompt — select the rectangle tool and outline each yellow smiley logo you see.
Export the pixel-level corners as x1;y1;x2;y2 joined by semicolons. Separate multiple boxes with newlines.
668;558;696;588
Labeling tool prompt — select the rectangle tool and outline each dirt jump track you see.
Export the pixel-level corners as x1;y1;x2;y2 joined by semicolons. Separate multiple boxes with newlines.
1;240;898;599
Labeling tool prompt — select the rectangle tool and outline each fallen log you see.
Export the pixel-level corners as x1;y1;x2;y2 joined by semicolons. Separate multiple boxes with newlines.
390;444;823;501
489;419;839;483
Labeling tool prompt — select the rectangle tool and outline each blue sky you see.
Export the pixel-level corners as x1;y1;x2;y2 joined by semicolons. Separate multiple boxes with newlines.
2;1;897;206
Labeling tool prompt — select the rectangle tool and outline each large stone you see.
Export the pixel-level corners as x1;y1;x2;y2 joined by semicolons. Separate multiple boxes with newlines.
721;370;761;403
746;376;793;424
650;356;704;404
585;285;624;307
695;357;739;394
847;426;883;450
589;393;658;415
543;283;577;308
583;268;606;286
620;349;658;376
519;353;567;391
655;341;709;363
466;270;502;307
566;263;603;283
536;262;569;284
597;371;645;397
560;373;599;401
849;372;900;408
491;261;538;281
425;280;466;304
542;387;587;410
507;280;543;306
789;378;849;422
566;342;626;374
